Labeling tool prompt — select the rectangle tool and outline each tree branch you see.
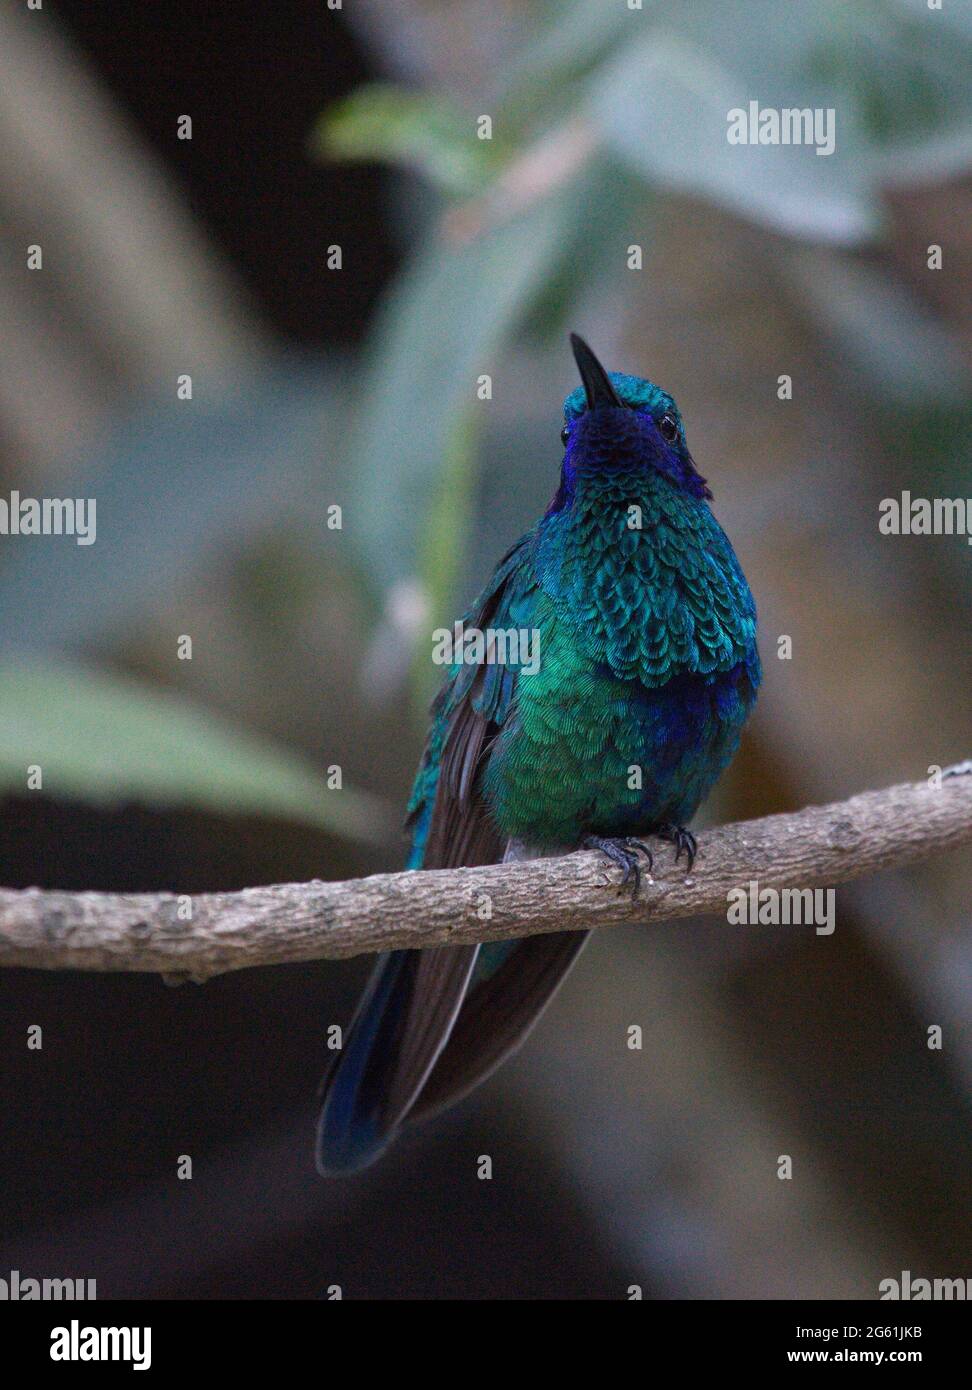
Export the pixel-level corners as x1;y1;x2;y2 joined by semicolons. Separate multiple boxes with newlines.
2;765;971;979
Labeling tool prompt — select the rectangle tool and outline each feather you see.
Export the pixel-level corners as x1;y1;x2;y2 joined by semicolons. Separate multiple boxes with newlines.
409;929;589;1126
315;537;535;1174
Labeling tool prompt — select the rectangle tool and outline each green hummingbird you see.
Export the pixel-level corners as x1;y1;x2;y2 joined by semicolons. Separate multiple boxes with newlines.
316;333;759;1174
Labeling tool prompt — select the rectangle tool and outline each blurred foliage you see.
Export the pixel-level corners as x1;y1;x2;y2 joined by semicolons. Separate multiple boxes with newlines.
0;365;388;847
3;0;972;852
0;661;392;846
0;362;350;653
315;0;972;601
312;83;507;195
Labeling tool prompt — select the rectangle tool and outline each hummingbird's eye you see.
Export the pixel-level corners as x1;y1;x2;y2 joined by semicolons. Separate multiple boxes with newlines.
560;425;570;446
659;412;679;443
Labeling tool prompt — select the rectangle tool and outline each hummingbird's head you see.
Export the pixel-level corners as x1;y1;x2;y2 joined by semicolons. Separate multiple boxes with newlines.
552;333;711;512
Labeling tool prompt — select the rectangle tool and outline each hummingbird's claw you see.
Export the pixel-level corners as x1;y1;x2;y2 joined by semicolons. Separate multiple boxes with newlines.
656;823;698;873
581;835;647;899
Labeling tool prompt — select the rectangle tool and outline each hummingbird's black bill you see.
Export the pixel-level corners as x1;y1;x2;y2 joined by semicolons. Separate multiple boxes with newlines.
570;332;623;411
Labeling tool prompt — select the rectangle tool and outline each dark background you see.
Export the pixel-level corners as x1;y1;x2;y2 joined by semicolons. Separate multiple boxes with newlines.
55;0;396;345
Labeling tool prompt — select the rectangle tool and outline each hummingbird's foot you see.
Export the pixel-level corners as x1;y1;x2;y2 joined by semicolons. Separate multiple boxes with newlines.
625;838;654;873
655;823;698;873
581;835;650;899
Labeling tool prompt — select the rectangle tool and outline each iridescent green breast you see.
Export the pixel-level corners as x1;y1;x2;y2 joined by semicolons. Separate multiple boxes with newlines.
480;468;759;845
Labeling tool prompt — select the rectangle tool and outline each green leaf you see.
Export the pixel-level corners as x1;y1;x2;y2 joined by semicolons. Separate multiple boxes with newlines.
410;408;479;711
0;661;394;847
344;163;600;596
498;0;634;120
589;27;877;244
312;83;502;196
0;361;348;652
587;0;972;245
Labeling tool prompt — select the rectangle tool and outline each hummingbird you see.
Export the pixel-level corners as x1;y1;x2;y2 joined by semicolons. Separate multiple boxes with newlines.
316;334;760;1175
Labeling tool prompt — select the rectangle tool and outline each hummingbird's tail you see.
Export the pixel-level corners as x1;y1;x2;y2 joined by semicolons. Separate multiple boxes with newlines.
407;930;589;1127
315;930;588;1176
315;944;478;1175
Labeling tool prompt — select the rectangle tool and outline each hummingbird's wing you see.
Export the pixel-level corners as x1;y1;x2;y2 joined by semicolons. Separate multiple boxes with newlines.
401;538;592;1126
317;534;544;1174
314;945;479;1175
408;926;589;1127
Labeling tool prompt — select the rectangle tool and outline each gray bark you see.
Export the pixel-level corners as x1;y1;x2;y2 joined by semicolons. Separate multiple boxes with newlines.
1;765;970;978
